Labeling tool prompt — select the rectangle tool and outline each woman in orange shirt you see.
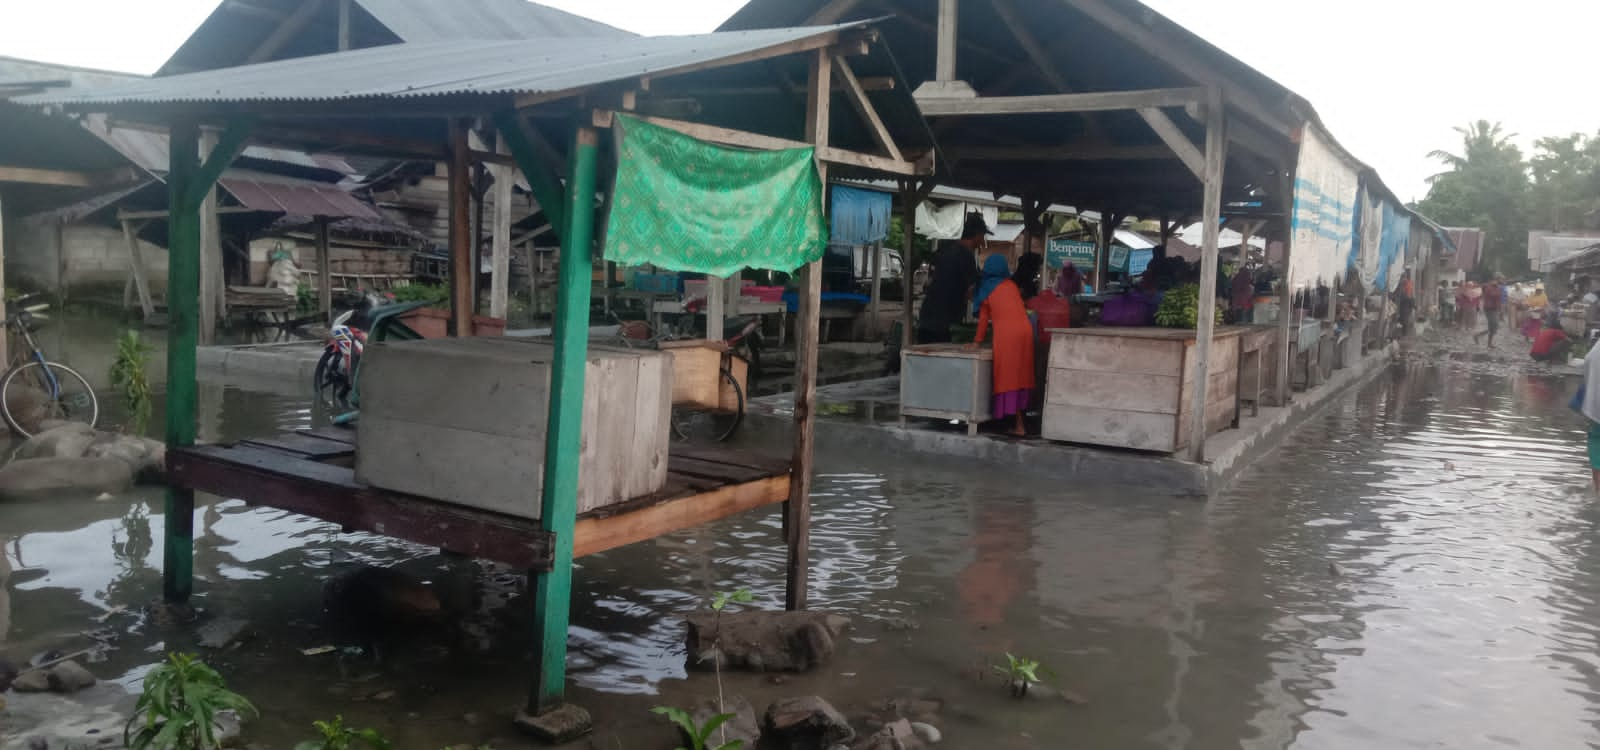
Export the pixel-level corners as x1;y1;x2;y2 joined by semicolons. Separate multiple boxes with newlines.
969;254;1037;436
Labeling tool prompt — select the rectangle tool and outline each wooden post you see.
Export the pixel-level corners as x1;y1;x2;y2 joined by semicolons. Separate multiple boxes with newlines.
1186;87;1227;463
490;136;513;320
900;185;917;350
787;48;831;612
199;130;223;344
868;240;883;336
935;0;958;82
122;219;155;319
316;217;333;325
162;121;202;603
1096;212;1116;291
337;0;351;51
527;126;600;717
448;121;474;336
0;193;7;363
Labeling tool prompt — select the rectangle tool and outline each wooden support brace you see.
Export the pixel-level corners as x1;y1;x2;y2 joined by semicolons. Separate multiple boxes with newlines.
493;110;568;242
1138;107;1206;180
918;87;1205;116
833;54;902;161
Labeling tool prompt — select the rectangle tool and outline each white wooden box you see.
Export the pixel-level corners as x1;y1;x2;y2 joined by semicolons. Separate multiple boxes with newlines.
900;344;993;435
355;337;672;519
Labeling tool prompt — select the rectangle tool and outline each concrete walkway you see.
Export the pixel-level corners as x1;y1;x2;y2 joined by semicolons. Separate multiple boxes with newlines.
747;344;1399;497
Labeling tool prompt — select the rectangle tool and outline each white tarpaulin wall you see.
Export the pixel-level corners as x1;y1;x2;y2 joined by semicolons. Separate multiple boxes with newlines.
1290;126;1359;290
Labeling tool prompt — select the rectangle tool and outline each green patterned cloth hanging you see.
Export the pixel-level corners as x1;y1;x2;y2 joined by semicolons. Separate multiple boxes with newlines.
604;114;827;276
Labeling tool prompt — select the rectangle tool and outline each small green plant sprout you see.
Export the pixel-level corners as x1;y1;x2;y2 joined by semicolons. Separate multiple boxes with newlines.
710;589;754;612
993;653;1044;698
652;706;744;750
125;653;259;750
110;330;155;434
294;715;392;750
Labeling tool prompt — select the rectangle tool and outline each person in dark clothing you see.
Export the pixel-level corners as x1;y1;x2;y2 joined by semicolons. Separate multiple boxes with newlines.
916;213;989;343
1012;250;1044;300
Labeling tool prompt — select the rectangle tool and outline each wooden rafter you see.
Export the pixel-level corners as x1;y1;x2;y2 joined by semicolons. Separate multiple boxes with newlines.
246;0;325;64
918;87;1204;116
1061;0;1295;137
591;110;927;176
990;0;1105;139
1138;107;1205;179
832;54;902;161
803;0;867;24
948;144;1177;161
0;166;138;188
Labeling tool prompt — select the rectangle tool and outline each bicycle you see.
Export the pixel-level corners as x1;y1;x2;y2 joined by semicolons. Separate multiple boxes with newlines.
0;295;99;438
610;311;760;443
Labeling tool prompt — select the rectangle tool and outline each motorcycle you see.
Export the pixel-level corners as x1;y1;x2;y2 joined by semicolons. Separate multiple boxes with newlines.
313;290;390;410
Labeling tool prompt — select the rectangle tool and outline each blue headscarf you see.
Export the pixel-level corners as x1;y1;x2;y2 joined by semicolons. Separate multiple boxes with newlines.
973;254;1012;315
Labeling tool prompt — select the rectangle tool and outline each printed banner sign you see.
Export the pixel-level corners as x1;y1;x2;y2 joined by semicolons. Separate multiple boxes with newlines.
1047;237;1097;270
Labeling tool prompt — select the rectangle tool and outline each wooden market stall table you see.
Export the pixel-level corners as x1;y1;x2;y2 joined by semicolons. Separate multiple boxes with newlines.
1042;326;1245;453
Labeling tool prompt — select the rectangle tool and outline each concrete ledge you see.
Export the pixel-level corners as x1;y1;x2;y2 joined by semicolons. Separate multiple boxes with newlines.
750;345;1396;497
197;342;324;389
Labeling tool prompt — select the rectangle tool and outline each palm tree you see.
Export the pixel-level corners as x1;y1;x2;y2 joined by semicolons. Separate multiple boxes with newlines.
1427;120;1518;183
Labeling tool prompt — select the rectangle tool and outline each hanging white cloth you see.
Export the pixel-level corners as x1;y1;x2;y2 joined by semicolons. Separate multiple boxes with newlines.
915;201;999;240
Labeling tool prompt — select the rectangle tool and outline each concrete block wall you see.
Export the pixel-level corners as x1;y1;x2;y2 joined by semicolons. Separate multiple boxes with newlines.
10;221;169;294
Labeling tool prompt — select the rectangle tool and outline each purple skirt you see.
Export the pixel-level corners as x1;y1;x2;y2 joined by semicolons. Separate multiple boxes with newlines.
993;389;1031;420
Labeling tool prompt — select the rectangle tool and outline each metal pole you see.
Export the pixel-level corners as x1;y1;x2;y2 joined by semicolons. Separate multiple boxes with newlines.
1187;87;1227;463
162;121;202;603
528;126;599;716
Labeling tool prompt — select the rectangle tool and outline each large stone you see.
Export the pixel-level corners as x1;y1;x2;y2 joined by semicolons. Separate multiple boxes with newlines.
513;703;593;744
0;457;135;500
198;617;252;649
11;669;50;693
14;422;98;460
685;610;851;673
765;696;855;748
46;661;96;693
852;719;927;750
84;433;167;482
688;696;760;749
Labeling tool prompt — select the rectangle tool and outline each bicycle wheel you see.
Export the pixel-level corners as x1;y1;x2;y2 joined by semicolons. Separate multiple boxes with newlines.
1;360;99;438
312;348;353;410
670;367;744;443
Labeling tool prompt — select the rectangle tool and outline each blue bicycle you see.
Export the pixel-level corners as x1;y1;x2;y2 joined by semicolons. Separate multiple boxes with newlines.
0;295;98;438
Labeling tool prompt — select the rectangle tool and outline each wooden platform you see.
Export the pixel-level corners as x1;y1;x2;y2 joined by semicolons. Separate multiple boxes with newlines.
166;426;792;572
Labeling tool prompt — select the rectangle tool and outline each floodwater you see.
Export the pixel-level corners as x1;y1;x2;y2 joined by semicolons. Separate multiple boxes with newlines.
4;322;1600;749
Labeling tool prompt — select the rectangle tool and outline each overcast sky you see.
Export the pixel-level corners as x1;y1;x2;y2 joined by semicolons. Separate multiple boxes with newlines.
4;0;1597;203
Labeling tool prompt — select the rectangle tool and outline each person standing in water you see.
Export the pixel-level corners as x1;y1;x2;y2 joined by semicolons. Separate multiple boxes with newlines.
1475;275;1504;347
916;213;987;344
968;254;1037;436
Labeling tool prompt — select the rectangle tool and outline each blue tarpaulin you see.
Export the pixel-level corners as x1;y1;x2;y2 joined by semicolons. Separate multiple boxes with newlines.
829;185;893;245
1376;202;1411;292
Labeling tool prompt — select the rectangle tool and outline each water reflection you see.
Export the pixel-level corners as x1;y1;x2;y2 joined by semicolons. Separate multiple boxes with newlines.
4;361;1600;748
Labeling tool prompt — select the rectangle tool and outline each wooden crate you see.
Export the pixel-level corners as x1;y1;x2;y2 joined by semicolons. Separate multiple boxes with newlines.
900;344;992;435
1042;328;1241;453
659;339;727;410
355;337;673;519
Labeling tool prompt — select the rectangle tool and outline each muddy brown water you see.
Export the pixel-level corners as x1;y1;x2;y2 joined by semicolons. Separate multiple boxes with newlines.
3;317;1600;748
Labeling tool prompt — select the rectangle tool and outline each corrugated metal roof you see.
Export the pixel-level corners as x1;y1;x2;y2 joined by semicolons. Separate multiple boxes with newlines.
220;172;381;220
358;0;631;42
28;25;864;107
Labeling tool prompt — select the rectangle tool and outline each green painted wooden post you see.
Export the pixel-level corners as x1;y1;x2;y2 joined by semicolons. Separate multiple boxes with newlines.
162;121;201;602
529;126;599;714
160;117;253;603
493;110;568;242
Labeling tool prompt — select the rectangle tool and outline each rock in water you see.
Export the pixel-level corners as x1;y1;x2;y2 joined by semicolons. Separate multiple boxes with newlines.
0;657;15;693
765;696;854;748
14;423;98;460
685;610;851;672
11;668;50;693
46;660;96;693
84;433;167;482
0;457;135;500
687;696;760;749
853;719;927;750
323;566;441;645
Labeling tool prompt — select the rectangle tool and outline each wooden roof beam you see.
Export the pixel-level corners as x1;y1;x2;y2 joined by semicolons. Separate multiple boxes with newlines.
804;0;867;24
991;0;1105;139
1137;107;1204;179
0;166;141;188
246;0;325;64
948;144;1177;161
591;110;929;177
1061;0;1296;137
918;87;1204;116
832;54;902;162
